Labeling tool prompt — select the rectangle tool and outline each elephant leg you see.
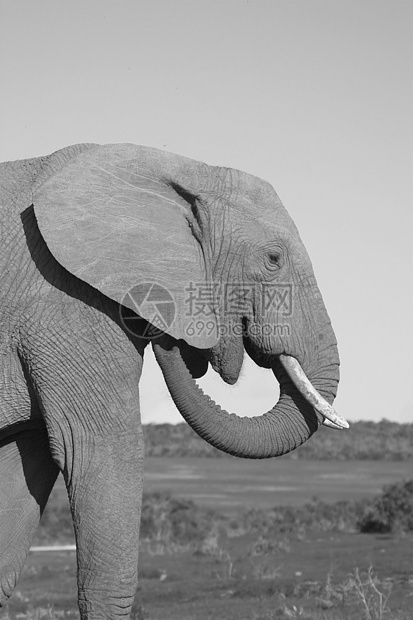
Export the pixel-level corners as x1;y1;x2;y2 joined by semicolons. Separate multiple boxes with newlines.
0;428;59;605
61;426;143;618
38;378;144;619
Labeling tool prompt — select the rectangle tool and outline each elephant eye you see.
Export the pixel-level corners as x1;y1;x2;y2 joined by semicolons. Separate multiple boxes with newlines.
267;253;281;268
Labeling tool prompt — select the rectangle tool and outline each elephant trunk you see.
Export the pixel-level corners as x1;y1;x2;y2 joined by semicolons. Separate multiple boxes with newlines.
153;339;345;459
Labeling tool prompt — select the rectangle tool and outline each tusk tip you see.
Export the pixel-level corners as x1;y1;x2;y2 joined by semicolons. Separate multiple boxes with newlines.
323;417;349;430
323;415;349;430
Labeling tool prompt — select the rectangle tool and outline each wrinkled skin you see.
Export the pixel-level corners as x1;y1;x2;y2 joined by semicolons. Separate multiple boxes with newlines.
0;144;340;618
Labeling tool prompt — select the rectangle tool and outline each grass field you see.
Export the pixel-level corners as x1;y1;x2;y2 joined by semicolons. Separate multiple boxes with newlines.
143;457;413;512
1;458;413;619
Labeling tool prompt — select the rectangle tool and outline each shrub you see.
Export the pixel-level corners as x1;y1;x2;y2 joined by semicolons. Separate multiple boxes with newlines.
241;497;368;536
140;491;224;545
358;479;413;533
34;478;413;547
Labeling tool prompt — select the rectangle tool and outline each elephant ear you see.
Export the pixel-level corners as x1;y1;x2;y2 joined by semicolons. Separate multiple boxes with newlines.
32;143;219;348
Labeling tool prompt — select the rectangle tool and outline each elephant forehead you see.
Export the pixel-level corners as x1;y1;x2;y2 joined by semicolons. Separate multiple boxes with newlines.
205;167;294;228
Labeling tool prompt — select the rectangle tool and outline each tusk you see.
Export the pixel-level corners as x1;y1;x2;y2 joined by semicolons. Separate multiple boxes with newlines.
279;354;349;430
322;418;346;430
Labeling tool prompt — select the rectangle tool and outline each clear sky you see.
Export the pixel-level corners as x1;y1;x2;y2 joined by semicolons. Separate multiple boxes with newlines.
1;1;412;424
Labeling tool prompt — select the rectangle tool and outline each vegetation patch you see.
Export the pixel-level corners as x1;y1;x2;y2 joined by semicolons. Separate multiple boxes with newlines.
357;479;413;534
35;479;413;548
7;479;413;619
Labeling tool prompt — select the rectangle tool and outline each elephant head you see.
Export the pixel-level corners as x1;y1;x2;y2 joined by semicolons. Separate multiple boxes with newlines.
33;143;347;460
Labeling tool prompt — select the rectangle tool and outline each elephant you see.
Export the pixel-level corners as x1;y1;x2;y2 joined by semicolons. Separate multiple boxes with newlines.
0;143;348;618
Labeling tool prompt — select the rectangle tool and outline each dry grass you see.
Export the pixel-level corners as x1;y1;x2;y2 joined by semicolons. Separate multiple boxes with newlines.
2;563;411;620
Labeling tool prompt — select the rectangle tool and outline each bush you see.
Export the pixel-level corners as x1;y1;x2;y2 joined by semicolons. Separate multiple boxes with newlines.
140;491;224;545
34;479;413;547
358;479;413;533
241;497;368;536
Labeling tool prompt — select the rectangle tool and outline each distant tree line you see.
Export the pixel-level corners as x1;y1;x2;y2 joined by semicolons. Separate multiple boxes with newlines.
143;419;413;460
